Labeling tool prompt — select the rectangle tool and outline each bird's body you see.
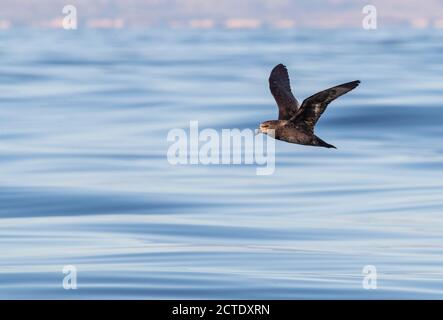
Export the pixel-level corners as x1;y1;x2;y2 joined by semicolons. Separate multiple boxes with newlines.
259;64;360;149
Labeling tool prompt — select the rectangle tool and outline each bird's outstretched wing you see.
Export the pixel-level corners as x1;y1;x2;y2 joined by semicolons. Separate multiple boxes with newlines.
269;64;299;120
290;80;360;131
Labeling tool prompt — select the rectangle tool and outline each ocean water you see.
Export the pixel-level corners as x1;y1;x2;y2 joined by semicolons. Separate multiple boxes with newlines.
1;28;443;299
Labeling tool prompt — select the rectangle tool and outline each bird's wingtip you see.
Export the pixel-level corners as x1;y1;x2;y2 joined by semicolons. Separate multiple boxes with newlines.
343;80;361;90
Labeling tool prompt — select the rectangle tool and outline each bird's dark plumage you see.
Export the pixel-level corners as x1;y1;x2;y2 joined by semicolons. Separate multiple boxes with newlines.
260;64;360;149
290;80;360;132
269;64;299;120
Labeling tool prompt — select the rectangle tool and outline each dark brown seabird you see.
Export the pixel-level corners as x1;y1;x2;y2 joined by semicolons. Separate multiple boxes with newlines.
259;64;360;149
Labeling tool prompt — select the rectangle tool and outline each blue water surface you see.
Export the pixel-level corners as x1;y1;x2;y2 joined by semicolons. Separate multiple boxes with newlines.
1;28;443;299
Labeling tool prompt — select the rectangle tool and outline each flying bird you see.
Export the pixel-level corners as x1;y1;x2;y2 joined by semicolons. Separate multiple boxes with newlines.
259;64;360;149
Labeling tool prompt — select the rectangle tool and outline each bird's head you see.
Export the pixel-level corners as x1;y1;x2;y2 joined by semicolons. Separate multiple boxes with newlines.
258;120;280;136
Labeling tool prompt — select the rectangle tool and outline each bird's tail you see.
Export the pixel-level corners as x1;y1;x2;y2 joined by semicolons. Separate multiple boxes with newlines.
315;136;337;149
